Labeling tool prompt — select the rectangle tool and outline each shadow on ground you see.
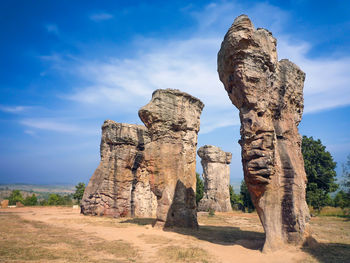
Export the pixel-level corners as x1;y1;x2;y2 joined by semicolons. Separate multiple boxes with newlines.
303;242;350;263
120;218;265;250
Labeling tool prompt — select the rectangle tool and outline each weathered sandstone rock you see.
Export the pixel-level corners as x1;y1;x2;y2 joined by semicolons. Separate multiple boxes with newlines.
81;120;157;218
1;200;9;208
218;15;310;251
139;89;204;228
16;202;24;207
197;145;232;212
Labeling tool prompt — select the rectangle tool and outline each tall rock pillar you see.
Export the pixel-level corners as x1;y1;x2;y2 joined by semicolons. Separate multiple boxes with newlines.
217;15;310;251
197;145;232;212
139;89;204;228
81;120;157;218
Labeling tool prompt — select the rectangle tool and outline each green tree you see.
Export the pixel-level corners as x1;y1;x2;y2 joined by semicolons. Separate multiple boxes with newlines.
24;194;37;206
48;193;62;205
63;194;73;206
334;190;349;209
302;136;338;210
229;185;243;210
73;182;86;204
47;193;73;206
307;183;333;211
8;190;24;205
39;199;48;206
341;155;350;194
240;180;254;212
196;173;204;205
336;155;350;208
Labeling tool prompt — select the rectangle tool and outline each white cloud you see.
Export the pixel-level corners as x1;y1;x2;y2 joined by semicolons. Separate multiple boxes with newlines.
0;105;31;113
90;12;113;22
20;119;80;133
42;1;350;135
24;130;36;136
277;39;350;113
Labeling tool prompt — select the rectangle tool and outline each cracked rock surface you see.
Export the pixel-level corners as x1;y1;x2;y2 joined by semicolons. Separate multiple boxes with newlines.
218;15;310;251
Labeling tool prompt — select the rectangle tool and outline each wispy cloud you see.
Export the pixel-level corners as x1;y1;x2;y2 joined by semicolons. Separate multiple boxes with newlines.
0;105;31;113
24;130;36;136
42;1;350;134
89;12;113;22
278;39;350;113
20;119;80;133
45;24;59;35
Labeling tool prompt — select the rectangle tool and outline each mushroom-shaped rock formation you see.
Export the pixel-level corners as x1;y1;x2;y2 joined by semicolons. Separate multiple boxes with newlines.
139;89;204;228
218;15;311;251
197;145;232;212
81;120;157;218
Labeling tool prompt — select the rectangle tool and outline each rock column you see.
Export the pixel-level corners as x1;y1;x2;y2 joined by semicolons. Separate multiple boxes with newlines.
81;120;157;218
197;145;232;212
218;15;310;251
139;89;204;228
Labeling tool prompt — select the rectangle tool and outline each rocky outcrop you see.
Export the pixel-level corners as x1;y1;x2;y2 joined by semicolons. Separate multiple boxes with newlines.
197;145;232;212
139;89;204;228
81;120;157;218
218;15;310;251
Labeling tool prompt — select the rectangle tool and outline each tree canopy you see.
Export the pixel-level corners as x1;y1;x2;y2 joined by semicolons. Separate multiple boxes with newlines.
195;173;204;205
302;136;338;210
8;190;24;205
73;182;86;204
240;180;254;212
24;194;37;206
341;154;350;194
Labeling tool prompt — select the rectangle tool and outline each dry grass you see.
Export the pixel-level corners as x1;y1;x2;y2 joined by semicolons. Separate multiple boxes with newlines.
158;245;213;263
0;212;138;262
198;210;350;262
53;215;130;228
1;208;350;263
317;206;350;217
301;216;350;263
137;234;173;245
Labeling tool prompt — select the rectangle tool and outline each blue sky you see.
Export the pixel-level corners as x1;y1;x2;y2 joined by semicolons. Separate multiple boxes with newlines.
1;0;349;185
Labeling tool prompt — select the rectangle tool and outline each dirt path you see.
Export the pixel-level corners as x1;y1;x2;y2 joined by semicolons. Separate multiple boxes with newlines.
4;207;309;263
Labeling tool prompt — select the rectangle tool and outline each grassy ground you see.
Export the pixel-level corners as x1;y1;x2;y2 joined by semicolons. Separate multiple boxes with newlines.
0;208;349;262
0;212;138;263
158;246;212;263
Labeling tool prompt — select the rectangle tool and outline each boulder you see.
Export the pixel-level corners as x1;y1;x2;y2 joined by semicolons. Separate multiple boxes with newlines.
218;15;310;251
197;145;232;212
139;89;204;228
81;120;157;218
16;202;24;207
1;200;9;208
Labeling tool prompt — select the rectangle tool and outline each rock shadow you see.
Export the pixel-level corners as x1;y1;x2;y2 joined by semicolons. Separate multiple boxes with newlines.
165;225;265;250
121;215;265;250
303;242;350;263
164;180;198;228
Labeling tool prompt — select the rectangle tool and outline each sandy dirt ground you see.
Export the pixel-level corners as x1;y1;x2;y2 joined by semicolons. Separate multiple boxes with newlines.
1;207;313;263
